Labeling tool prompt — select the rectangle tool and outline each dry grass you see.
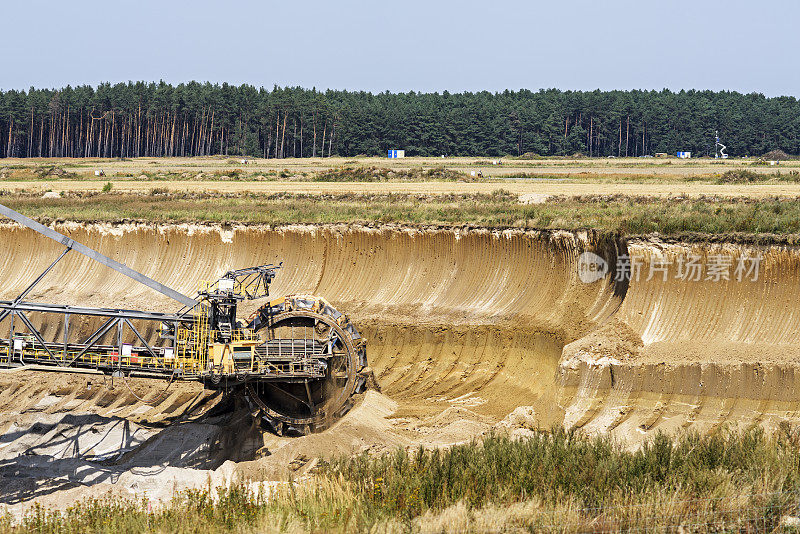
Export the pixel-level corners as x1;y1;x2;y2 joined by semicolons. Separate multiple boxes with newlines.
3;427;799;533
4;191;800;236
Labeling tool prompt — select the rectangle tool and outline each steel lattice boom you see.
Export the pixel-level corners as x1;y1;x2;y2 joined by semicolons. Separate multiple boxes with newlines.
0;203;367;434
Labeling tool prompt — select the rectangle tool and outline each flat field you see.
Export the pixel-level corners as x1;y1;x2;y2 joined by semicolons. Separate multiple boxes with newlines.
2;156;800;200
1;155;799;182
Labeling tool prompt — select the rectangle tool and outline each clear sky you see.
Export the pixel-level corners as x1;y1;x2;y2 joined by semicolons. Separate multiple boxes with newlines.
4;0;798;96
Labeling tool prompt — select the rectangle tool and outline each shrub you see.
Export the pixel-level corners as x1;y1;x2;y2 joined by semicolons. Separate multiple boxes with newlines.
777;170;800;183
717;169;767;183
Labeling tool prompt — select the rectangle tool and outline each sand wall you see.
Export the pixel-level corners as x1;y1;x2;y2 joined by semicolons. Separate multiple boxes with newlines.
1;223;799;434
0;223;625;328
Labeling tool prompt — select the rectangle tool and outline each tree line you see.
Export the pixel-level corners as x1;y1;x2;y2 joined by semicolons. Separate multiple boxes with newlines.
0;82;798;159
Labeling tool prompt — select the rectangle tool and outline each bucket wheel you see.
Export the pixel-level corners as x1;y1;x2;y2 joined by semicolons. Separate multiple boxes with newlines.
245;296;367;434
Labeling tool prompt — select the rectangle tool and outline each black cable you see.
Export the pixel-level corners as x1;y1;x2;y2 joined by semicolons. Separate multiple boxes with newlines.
122;371;178;406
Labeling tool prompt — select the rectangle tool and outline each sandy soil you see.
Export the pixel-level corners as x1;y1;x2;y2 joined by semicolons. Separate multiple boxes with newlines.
0;368;518;519
1;223;800;515
5;179;800;198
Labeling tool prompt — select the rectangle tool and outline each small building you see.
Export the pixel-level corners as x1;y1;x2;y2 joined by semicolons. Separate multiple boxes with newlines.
677;151;691;159
388;150;405;158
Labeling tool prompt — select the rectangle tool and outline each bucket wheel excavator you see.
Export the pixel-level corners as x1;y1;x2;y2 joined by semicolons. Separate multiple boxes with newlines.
0;204;368;434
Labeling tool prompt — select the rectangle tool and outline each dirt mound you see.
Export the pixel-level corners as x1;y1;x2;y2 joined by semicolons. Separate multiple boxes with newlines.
763;149;791;161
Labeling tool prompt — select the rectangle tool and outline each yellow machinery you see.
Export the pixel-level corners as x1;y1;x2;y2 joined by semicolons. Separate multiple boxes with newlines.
0;203;368;434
